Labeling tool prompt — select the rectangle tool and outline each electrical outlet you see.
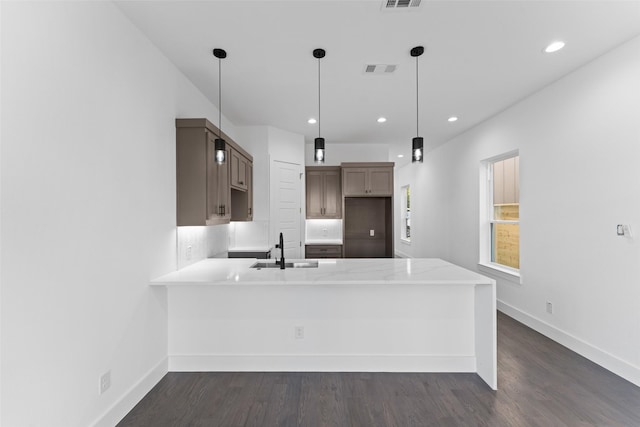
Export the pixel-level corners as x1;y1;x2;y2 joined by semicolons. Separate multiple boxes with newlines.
617;224;634;238
186;245;192;260
99;370;111;395
294;326;304;339
369;229;375;237
546;302;553;314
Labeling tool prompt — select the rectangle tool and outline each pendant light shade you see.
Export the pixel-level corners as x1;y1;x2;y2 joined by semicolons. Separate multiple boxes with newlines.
213;48;227;164
411;46;424;163
314;137;325;163
313;48;326;164
412;137;423;163
214;138;226;163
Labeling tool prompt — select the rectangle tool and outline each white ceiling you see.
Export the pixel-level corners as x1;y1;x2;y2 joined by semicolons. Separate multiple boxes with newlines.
116;0;640;160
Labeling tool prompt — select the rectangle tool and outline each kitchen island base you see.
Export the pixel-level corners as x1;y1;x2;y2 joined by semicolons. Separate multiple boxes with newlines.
154;259;496;389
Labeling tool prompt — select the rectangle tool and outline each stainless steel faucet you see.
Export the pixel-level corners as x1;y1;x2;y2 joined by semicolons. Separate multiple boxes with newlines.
275;232;285;269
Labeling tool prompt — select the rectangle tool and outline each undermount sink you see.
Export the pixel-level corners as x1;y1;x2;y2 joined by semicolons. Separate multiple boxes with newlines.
250;261;319;269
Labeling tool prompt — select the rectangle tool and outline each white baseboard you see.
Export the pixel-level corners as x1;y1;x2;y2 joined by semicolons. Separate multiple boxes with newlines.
91;357;168;427
497;300;640;388
169;354;475;373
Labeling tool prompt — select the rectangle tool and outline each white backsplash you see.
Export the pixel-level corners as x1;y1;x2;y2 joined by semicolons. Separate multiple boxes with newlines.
177;219;340;269
229;220;270;249
305;219;343;242
206;224;231;258
177;224;229;270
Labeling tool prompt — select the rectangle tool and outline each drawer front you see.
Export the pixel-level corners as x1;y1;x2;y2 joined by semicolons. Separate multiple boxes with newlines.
305;245;342;258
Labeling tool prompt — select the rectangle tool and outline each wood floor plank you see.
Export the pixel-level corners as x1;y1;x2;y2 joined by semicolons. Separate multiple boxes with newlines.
117;312;640;427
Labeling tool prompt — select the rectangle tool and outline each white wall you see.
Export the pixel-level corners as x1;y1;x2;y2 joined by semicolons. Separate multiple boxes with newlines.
269;127;305;166
395;36;640;385
305;142;390;166
0;2;235;426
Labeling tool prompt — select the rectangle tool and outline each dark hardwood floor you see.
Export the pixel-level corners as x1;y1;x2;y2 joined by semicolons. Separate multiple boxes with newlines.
118;312;640;426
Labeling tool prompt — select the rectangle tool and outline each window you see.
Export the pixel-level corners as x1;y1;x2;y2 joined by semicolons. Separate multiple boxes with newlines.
482;154;520;273
401;185;411;242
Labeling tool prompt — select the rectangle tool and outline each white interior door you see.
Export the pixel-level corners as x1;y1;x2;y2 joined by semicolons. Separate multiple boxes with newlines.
270;160;302;259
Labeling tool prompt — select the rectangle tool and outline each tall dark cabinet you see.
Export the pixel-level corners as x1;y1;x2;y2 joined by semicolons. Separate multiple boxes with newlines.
341;162;394;258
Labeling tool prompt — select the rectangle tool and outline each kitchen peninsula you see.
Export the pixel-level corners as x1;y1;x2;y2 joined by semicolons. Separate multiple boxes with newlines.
151;258;497;389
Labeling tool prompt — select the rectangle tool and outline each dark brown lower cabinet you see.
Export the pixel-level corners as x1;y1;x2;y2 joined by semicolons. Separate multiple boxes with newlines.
305;245;342;259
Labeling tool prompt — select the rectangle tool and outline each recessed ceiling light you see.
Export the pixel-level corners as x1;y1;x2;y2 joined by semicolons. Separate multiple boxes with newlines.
308;118;317;124
397;154;404;158
377;117;387;123
448;116;458;122
544;41;565;53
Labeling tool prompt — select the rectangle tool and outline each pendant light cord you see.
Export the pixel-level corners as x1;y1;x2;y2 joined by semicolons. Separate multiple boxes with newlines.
415;55;419;137
318;57;321;138
218;58;222;136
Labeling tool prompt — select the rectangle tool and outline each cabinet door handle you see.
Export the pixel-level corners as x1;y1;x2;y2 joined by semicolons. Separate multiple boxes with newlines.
249;207;252;215
239;181;244;185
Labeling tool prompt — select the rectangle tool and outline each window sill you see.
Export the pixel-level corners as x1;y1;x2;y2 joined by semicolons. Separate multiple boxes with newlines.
477;262;521;284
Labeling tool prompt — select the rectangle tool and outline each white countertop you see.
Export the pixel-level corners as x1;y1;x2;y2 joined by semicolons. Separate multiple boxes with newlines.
151;258;494;286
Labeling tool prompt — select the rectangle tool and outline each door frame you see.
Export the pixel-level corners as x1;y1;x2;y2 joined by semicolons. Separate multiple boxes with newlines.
269;158;304;259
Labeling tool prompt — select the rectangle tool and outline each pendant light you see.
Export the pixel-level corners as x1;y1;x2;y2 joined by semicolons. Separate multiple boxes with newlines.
213;48;227;164
411;46;424;163
313;48;326;164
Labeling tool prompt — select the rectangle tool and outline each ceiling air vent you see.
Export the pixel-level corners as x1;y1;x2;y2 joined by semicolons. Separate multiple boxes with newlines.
383;0;421;10
364;64;398;74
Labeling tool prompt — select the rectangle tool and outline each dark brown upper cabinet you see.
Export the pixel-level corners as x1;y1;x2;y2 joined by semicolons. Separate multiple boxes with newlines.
306;166;342;219
230;148;250;192
341;163;394;197
176;118;252;226
231;162;253;222
229;145;253;221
